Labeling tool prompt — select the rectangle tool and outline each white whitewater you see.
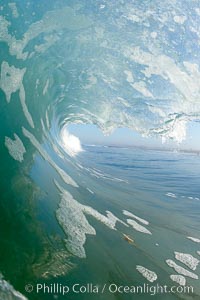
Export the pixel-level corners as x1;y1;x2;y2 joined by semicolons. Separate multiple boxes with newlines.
170;275;186;286
5;134;26;162
55;182;128;258
136;266;157;282
166;259;198;280
174;252;199;271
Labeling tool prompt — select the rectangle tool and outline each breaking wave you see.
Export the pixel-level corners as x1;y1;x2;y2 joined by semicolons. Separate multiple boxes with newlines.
1;0;200;298
1;0;200;147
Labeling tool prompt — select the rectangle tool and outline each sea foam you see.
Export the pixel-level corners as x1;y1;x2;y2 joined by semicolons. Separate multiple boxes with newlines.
0;6;91;60
165;192;177;198
136;266;157;282
127;219;152;235
5;134;26;162
0;61;34;128
56;184;96;258
123;210;149;225
0;273;27;300
170;275;186;286
56;182;127;258
19;84;34;128
8;3;19;18
0;61;26;103
83;208;128;230
166;259;198;279
187;236;200;243
174;252;199;271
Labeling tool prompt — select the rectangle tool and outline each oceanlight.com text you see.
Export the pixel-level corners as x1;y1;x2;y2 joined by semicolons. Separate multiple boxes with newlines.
25;282;194;296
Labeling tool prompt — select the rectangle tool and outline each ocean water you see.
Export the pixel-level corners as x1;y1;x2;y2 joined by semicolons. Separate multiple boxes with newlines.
1;143;200;300
1;0;200;299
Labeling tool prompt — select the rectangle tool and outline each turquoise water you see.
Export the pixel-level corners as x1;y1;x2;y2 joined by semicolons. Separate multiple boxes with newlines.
1;0;200;299
1;143;200;299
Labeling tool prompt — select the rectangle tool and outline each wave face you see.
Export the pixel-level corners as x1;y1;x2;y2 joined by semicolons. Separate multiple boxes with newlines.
1;0;200;143
1;0;200;299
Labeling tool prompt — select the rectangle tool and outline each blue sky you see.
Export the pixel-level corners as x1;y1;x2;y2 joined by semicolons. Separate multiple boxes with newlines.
68;122;200;151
